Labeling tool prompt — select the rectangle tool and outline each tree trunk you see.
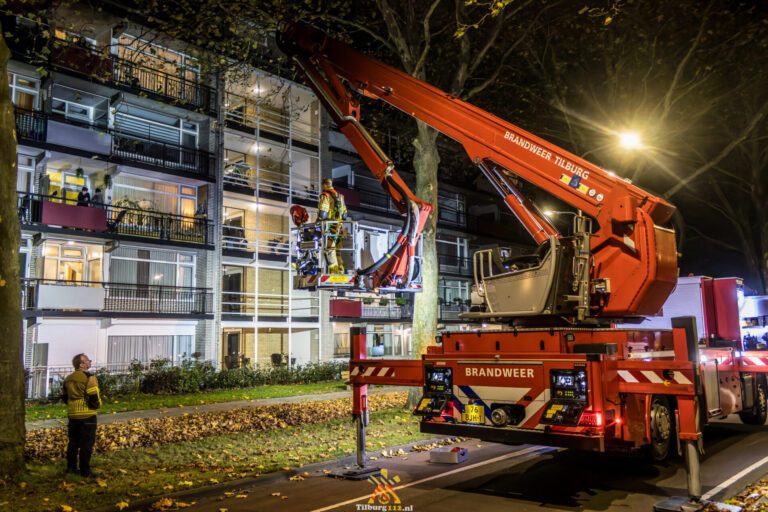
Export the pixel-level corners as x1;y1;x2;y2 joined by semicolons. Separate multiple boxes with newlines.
411;121;440;356
0;25;26;477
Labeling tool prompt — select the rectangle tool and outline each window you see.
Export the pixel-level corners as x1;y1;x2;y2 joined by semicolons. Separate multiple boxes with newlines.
51;85;109;126
114;104;199;148
115;34;200;83
437;236;469;270
54;29;97;48
8;73;39;110
42;168;89;204
439;279;470;305
109;246;196;288
42;242;103;283
112;174;197;217
107;335;193;365
438;191;466;226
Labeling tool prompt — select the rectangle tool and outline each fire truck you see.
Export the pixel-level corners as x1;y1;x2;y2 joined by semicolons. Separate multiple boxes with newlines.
278;21;768;503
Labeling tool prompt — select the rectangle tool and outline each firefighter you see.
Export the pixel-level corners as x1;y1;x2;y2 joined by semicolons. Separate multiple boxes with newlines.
317;178;347;273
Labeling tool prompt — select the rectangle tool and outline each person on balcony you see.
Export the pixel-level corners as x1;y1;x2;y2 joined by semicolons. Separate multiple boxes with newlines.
317;178;347;274
62;353;102;477
90;188;104;207
77;186;91;207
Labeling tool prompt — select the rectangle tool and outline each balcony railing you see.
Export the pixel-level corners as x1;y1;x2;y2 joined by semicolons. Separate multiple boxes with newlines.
44;37;216;114
18;191;213;246
22;278;213;315
112;57;215;113
15;108;47;142
224;91;319;145
15;109;215;179
221;224;290;256
221;290;319;317
437;252;472;274
112;129;215;178
223;162;319;201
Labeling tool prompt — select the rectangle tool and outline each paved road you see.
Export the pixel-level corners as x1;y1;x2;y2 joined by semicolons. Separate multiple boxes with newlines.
179;418;768;512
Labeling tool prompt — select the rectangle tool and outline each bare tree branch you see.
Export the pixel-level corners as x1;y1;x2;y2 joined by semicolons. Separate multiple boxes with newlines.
664;97;768;198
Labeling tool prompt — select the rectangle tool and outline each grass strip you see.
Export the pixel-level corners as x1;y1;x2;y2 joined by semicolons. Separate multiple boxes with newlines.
25;382;346;422
2;405;431;512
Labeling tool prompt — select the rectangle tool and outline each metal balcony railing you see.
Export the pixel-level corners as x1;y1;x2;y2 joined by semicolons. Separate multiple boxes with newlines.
112;57;215;113
14;109;215;179
223;162;320;201
220;290;319;317
112;129;215;178
43;37;216;114
18;191;213;246
437;252;472;274
221;224;290;256
15;108;47;142
224;91;320;145
22;278;213;314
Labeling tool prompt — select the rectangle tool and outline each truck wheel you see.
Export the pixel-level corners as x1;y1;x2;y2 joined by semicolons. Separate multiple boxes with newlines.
739;381;767;425
649;396;674;461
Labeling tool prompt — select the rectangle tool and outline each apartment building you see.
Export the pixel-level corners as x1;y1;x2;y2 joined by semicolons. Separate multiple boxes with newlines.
6;6;323;396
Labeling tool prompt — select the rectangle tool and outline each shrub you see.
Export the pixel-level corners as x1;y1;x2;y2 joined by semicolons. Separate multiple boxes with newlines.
91;360;348;397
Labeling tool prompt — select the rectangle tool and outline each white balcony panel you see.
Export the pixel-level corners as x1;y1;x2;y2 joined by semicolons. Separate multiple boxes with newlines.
47;120;112;155
37;284;105;310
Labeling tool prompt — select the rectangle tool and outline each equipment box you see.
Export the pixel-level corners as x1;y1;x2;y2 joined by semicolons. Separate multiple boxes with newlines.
429;446;468;464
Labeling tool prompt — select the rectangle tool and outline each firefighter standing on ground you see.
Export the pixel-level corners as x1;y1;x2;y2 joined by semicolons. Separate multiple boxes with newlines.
63;353;102;477
317;178;348;273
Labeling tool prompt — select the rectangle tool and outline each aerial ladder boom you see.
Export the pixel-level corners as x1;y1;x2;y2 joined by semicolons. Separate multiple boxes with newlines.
278;21;678;319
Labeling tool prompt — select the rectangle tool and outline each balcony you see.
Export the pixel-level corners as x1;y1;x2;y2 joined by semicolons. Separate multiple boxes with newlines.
221;224;290;259
437;252;472;276
43;37;216;115
22;279;213;316
15;109;216;180
224;91;319;145
223;162;319;203
221;291;319;319
18;192;214;248
329;298;469;323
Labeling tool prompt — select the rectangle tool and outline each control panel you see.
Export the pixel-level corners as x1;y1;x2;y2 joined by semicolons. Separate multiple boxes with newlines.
540;368;588;426
414;366;453;417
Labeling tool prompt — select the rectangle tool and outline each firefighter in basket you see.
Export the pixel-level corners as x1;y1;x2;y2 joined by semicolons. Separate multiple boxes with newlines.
317;178;348;274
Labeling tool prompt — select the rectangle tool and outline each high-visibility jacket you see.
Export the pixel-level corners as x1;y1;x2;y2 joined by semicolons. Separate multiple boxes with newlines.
63;370;102;419
318;188;347;221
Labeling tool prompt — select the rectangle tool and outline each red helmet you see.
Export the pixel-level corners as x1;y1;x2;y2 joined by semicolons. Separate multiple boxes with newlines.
290;205;309;227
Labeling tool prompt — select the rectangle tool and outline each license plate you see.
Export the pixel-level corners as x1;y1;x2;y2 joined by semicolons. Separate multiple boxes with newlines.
463;404;485;424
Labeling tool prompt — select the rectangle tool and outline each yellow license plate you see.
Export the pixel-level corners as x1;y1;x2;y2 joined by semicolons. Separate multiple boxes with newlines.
463;404;485;424
326;275;349;283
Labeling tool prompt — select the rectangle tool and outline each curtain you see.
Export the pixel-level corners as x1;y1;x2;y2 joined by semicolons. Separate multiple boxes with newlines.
107;336;174;364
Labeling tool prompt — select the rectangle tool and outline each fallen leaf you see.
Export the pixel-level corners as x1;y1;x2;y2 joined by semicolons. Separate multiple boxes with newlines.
271;492;281;497
115;501;129;511
96;478;108;488
60;506;74;512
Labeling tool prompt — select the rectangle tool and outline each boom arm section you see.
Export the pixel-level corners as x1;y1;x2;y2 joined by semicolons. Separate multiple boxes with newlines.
279;22;678;317
278;26;432;292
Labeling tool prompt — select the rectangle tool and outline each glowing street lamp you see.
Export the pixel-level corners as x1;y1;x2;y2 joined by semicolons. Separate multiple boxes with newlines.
618;131;643;150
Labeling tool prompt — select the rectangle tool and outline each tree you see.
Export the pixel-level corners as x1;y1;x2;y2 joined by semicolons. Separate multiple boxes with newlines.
500;0;768;291
318;0;558;356
0;21;26;477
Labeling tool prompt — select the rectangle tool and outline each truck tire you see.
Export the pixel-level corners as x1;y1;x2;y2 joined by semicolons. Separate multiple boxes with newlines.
739;381;767;425
649;396;675;461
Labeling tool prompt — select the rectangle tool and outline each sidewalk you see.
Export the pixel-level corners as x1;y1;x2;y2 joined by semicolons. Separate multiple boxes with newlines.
26;385;406;430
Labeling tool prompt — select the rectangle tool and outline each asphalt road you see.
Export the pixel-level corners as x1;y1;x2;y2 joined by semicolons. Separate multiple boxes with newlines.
182;418;768;512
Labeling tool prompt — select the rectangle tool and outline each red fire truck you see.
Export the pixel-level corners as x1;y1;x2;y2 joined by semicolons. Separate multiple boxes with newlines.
278;21;768;504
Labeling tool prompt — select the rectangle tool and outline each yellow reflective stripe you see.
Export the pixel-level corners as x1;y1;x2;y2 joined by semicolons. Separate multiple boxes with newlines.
86;387;99;393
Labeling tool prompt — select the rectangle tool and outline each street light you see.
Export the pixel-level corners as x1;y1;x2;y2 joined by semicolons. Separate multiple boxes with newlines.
618;131;643;150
